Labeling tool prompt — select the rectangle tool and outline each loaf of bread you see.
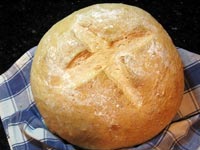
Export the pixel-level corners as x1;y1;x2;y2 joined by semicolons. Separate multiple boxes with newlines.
30;3;184;149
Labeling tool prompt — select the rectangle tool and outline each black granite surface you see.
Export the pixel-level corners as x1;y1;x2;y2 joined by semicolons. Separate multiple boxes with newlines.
0;0;199;149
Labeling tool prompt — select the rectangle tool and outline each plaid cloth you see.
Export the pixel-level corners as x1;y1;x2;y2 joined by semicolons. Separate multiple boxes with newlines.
0;46;200;150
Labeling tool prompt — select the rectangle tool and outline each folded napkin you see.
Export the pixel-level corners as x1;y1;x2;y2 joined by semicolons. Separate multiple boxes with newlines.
0;47;200;150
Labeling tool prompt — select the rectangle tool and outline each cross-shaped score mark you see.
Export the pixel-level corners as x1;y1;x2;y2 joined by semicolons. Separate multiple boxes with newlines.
51;23;155;107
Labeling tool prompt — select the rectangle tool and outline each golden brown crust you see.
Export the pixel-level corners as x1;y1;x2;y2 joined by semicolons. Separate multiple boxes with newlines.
30;3;184;149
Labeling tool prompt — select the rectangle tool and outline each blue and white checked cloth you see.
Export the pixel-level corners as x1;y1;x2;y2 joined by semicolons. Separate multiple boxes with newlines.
0;46;200;150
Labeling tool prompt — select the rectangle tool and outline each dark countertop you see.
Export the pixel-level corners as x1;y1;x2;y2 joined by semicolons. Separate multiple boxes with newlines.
0;0;199;149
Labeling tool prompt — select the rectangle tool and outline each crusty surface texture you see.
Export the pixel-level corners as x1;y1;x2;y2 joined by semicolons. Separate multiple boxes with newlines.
30;3;184;150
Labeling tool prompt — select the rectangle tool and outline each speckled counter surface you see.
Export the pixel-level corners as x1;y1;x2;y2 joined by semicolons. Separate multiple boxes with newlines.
0;0;199;149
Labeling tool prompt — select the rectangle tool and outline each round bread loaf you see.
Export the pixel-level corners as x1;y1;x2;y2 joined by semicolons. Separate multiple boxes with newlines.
30;3;184;149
